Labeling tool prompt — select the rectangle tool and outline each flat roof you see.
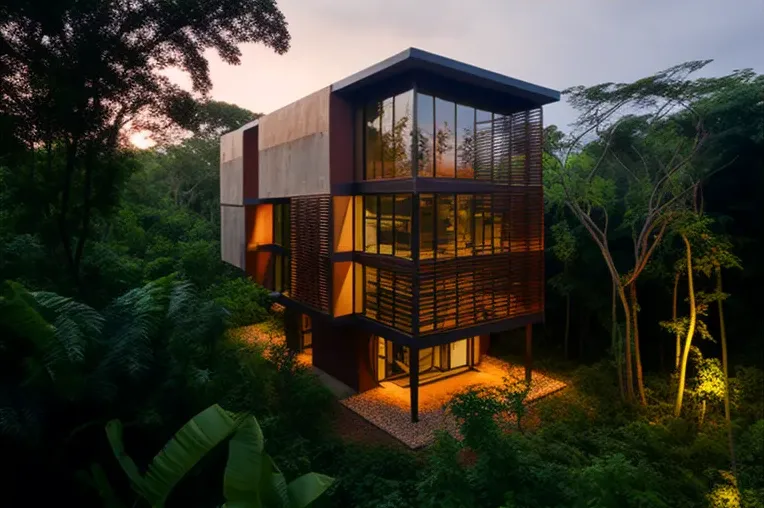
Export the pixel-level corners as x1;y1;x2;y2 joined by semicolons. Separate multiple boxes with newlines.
331;48;560;107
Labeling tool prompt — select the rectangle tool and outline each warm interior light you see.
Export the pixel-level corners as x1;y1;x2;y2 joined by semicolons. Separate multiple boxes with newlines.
333;261;353;317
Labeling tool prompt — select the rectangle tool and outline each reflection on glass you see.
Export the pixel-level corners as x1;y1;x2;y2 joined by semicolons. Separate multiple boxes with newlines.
437;194;455;258
457;105;475;178
393;91;413;177
365;102;382;180
435;98;455;178
394;195;412;258
416;93;434;177
457;195;473;256
379;195;394;255
475;110;492;181
420;194;434;259
364;196;378;253
381;97;394;178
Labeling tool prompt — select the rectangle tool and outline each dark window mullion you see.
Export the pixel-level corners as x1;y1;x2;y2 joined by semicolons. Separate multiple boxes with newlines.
473;108;477;181
433;195;438;329
392;193;396;257
376;195;381;255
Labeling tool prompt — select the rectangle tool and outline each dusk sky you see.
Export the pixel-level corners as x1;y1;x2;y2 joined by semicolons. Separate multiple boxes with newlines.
167;0;764;131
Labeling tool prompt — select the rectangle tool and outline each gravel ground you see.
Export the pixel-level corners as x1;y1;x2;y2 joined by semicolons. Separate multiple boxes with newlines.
340;356;566;449
232;324;566;449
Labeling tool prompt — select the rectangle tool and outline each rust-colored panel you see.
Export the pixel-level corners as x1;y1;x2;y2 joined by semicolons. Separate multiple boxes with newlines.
329;93;354;185
258;88;330;151
332;196;353;252
479;333;491;358
242;126;259;200
253;251;273;289
311;320;374;392
332;261;353;317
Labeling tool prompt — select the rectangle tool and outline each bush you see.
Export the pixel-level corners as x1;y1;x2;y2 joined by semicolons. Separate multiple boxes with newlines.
210;277;273;327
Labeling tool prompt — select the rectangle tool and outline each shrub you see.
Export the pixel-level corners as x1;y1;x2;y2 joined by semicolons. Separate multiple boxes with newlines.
210;277;272;327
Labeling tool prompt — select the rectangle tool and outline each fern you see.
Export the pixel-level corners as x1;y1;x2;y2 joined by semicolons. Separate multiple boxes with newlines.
32;292;103;366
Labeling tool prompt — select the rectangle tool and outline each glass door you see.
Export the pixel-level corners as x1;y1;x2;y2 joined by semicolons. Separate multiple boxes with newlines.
449;338;468;369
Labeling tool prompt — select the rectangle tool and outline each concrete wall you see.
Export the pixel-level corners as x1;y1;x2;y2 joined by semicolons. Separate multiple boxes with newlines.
258;133;330;197
221;205;245;269
258;88;331;198
220;129;244;205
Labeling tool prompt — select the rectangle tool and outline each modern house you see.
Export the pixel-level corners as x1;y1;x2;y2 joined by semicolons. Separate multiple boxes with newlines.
220;48;560;422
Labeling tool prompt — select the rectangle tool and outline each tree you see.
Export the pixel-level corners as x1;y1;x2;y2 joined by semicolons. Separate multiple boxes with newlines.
144;101;260;220
0;0;289;290
545;61;717;404
548;221;578;359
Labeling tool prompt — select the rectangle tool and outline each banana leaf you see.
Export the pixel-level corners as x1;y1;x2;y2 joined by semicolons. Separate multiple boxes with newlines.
223;413;265;505
107;404;332;508
286;473;334;508
107;404;248;506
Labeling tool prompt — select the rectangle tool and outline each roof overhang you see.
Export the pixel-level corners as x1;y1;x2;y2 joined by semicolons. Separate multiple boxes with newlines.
331;48;560;112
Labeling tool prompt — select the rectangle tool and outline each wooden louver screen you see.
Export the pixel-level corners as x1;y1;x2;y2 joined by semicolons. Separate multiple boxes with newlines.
418;108;544;335
290;195;331;313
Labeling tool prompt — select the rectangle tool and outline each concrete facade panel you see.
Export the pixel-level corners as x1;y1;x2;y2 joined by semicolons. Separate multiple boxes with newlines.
220;157;243;205
258;132;330;198
258;87;330;151
220;205;245;269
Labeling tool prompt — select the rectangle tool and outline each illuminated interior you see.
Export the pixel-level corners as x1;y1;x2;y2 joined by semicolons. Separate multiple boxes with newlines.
374;335;481;384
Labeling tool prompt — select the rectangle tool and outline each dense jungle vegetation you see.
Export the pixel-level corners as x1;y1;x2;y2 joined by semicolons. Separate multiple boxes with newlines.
1;1;762;507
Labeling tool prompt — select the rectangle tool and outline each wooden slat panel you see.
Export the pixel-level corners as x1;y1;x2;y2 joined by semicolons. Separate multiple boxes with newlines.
290;195;331;312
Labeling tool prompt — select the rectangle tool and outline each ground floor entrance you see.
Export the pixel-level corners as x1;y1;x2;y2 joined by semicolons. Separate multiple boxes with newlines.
374;336;481;386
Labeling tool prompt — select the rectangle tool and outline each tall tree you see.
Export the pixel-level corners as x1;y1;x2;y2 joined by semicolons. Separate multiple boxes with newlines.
0;0;289;290
545;61;714;403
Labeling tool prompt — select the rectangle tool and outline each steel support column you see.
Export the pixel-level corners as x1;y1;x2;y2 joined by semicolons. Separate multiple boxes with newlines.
525;323;533;384
410;346;420;422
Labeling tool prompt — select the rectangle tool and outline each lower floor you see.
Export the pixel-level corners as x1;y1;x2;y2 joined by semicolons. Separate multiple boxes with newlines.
285;309;535;422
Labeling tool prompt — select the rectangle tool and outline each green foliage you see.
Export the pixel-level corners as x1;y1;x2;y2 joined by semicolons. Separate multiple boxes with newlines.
105;404;333;507
211;278;274;327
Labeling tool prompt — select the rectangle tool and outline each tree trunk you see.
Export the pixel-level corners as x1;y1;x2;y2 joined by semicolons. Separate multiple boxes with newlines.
673;271;681;371
717;267;737;479
675;234;697;418
612;281;625;399
630;284;647;405
617;284;635;402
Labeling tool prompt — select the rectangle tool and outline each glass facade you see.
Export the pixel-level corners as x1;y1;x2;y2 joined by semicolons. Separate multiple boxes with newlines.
362;194;412;259
363;90;519;182
419;194;509;261
354;91;545;336
365;90;414;180
363;266;413;332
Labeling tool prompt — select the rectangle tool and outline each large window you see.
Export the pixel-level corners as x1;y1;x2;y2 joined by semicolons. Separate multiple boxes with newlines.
434;98;456;178
420;193;509;260
362;194;412;259
365;90;413;180
365;91;534;182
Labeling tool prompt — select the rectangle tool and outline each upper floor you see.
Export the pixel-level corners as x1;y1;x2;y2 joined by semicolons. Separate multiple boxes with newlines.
219;47;559;206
